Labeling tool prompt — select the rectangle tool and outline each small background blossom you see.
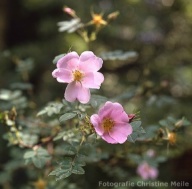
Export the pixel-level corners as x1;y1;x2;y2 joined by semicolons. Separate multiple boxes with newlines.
137;162;158;180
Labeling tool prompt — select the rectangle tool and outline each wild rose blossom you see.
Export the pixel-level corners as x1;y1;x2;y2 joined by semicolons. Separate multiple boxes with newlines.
137;162;158;180
90;101;133;144
52;51;104;104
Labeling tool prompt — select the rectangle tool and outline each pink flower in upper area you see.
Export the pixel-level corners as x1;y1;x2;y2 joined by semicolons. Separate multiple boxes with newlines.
52;51;104;104
90;101;133;144
137;162;158;180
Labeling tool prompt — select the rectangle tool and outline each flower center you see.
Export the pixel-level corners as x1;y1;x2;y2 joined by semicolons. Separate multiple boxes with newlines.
73;70;83;82
102;118;115;132
92;14;107;26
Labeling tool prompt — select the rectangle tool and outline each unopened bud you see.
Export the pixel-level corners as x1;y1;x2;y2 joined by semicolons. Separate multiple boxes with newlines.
63;6;76;17
128;114;136;122
107;11;119;20
175;120;183;128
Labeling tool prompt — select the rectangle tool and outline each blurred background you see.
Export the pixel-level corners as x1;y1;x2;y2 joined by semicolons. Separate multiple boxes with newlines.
0;0;192;188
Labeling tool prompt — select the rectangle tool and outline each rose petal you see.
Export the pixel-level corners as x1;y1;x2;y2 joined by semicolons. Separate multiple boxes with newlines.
90;114;103;135
109;123;132;144
64;82;78;102
52;68;73;83
82;72;104;89
77;85;90;104
98;101;114;119
149;167;158;179
93;72;104;88
101;132;117;144
110;109;129;123
81;72;95;88
64;82;90;103
79;51;103;72
57;52;79;70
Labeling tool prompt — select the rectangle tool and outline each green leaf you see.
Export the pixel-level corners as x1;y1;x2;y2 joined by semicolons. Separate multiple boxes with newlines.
139;126;146;134
59;157;72;169
63;142;76;155
128;154;142;164
36;109;47;117
53;54;65;64
131;121;142;131
156;156;167;163
56;171;72;181
75;156;86;167
59;112;77;123
53;131;66;141
72;165;85;174
90;95;107;108
127;133;138;143
23;150;36;159
159;119;169;127
100;50;138;61
36;147;50;157
32;156;49;168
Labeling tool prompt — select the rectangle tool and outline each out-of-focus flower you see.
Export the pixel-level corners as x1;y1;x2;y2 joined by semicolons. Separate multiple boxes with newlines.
57;18;83;33
146;149;156;158
90;13;107;28
33;178;47;189
52;51;104;104
63;6;76;17
137;162;158;180
90;101;133;144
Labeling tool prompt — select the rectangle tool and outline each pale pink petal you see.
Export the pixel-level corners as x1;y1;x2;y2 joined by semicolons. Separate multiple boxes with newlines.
93;72;104;87
98;101;114;119
111;109;129;123
64;82;79;102
82;72;104;89
65;82;90;103
101;132;117;144
77;85;90;104
137;163;149;180
79;51;103;72
109;123;132;143
113;123;133;136
81;72;95;88
52;68;73;83
57;52;79;70
149;167;158;179
90;114;104;135
137;164;149;180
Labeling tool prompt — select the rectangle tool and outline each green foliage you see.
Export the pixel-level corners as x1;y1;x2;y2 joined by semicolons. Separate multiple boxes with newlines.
49;142;86;180
53;54;66;64
24;147;51;168
100;50;138;61
59;112;77;123
1;0;192;188
128;121;146;143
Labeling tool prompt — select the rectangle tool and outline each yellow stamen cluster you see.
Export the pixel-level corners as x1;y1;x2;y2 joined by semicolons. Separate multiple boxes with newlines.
102;118;115;132
92;14;107;27
73;70;83;82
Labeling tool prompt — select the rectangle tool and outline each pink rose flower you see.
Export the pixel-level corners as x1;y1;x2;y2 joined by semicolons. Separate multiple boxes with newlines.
137;162;158;180
90;101;133;144
52;51;104;104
